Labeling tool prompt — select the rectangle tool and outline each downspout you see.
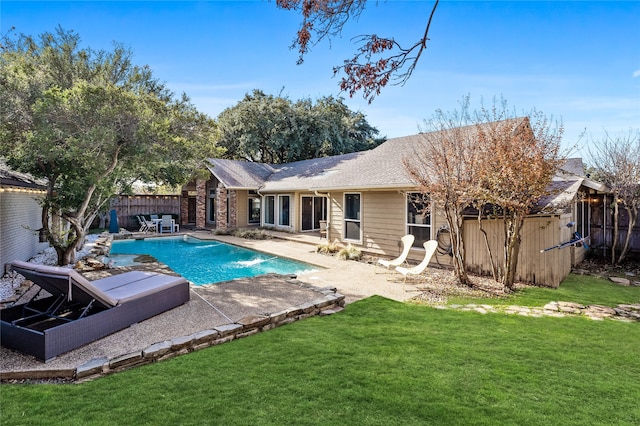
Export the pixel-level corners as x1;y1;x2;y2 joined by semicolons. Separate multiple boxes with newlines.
315;190;331;240
257;187;264;227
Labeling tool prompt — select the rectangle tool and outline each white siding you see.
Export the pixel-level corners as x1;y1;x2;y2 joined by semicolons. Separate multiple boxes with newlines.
0;190;48;273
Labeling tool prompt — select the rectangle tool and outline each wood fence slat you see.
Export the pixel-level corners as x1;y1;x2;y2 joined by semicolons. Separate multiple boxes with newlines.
108;195;181;230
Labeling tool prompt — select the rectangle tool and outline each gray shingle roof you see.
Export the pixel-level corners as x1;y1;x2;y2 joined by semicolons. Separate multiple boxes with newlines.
205;158;275;189
560;158;585;176
308;135;419;190
0;159;46;189
262;152;362;191
206;118;609;214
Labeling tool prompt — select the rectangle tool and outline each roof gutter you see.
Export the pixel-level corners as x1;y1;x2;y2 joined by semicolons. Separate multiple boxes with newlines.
310;183;417;192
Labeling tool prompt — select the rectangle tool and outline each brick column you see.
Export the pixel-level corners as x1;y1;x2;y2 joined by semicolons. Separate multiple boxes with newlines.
180;189;189;226
196;178;206;229
216;184;227;231
229;190;237;229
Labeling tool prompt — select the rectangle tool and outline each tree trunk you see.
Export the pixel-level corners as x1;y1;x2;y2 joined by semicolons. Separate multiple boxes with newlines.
60;245;76;266
502;211;524;291
617;205;637;264
98;212;108;229
478;212;499;281
611;196;619;264
445;206;471;287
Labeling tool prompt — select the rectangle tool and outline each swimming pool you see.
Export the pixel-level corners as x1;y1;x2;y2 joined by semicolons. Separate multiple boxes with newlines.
107;236;318;285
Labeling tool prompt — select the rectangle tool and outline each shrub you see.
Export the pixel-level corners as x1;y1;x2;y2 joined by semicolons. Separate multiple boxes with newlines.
233;229;272;240
338;244;362;261
316;241;341;254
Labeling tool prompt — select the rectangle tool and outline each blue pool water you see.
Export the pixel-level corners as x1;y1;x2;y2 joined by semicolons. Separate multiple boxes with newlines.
108;236;317;285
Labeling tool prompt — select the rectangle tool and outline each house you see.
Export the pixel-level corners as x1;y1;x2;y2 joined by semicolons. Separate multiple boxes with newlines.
0;160;48;274
181;120;609;287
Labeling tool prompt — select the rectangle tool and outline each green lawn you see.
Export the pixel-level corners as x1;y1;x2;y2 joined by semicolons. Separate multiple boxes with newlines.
448;273;640;307
1;277;639;425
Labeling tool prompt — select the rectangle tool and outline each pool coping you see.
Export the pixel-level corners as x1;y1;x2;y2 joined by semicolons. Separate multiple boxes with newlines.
1;279;345;383
1;231;419;382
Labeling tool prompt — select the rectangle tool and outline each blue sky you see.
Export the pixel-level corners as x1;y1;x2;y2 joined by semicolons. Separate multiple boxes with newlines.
2;1;639;159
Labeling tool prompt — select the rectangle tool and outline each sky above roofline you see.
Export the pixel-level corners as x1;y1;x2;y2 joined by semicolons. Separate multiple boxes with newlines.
2;1;639;162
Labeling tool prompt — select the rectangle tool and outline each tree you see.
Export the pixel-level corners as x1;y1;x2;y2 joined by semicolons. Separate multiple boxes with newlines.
471;104;563;291
405;97;564;291
216;89;382;163
404;99;479;287
588;130;640;264
277;0;440;103
0;27;219;265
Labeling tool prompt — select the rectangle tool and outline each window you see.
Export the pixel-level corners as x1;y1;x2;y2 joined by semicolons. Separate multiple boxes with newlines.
407;192;431;248
248;197;260;224
208;190;216;223
344;193;361;241
278;195;290;227
301;196;327;231
575;192;589;238
264;196;275;225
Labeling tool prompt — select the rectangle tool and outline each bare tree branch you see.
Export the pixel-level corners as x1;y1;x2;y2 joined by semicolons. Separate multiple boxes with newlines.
277;0;439;103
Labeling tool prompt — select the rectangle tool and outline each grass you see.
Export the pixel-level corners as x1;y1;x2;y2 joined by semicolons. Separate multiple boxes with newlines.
2;290;639;425
448;273;640;307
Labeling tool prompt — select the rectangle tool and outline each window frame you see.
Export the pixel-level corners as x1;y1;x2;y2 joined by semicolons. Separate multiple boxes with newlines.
264;195;275;226
406;192;432;249
207;189;216;224
343;192;362;243
248;196;261;224
278;194;291;227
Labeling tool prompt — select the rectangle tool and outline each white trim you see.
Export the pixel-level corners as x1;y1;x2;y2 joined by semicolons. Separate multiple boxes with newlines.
248;195;261;225
278;194;292;228
343;192;362;243
263;195;276;226
406;192;433;247
300;195;328;232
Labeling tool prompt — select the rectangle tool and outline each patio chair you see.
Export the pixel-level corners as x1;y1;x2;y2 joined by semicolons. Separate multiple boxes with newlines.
1;261;190;361
141;216;158;233
395;240;438;285
159;215;175;233
377;234;415;272
136;215;149;232
319;220;328;239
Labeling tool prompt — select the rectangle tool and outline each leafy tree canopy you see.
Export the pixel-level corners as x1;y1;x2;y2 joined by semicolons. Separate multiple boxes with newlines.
217;89;384;164
0;27;220;264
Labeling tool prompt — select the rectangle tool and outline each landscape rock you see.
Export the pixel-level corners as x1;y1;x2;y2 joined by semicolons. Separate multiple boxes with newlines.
609;276;631;286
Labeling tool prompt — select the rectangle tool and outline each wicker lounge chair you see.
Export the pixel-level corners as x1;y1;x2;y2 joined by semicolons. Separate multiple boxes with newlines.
1;261;190;361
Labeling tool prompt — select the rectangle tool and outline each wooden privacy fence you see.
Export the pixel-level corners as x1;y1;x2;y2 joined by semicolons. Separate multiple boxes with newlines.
463;213;584;288
588;195;640;258
110;195;181;230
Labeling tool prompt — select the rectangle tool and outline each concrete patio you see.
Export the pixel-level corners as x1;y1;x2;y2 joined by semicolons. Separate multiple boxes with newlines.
0;231;432;380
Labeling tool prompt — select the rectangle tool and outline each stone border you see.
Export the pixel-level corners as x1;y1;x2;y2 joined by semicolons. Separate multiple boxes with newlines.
435;301;640;321
1;287;345;383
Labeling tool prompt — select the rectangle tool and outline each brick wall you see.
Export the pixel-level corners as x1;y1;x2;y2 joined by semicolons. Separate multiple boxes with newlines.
196;178;206;229
215;184;227;231
228;190;237;229
180;190;189;226
0;190;49;273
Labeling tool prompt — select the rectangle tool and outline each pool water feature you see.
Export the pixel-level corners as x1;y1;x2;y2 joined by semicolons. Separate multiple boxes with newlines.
108;236;318;285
